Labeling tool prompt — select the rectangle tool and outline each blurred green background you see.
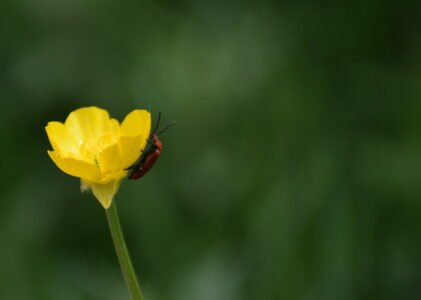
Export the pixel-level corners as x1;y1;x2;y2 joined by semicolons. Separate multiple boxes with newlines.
1;0;421;299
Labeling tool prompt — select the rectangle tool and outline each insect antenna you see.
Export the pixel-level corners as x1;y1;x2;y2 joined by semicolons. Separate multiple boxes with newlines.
158;121;177;135
152;111;162;134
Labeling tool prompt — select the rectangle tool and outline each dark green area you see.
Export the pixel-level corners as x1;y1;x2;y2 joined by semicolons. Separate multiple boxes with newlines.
1;1;420;299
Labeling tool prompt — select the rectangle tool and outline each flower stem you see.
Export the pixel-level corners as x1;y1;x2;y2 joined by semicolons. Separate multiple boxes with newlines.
106;201;144;300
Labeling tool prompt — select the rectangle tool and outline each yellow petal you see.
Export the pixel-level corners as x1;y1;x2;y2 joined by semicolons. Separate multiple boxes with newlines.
48;151;100;180
82;179;122;209
96;132;119;152
121;109;151;138
97;142;121;174
118;135;145;169
100;170;128;184
65;107;119;144
97;134;146;173
45;121;80;157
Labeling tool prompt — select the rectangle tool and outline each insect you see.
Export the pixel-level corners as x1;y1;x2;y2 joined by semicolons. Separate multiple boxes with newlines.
127;112;175;180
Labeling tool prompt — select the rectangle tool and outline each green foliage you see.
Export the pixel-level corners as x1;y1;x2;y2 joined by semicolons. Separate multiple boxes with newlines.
0;0;420;299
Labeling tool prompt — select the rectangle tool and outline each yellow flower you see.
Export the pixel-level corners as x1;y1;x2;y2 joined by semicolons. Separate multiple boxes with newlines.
46;106;151;209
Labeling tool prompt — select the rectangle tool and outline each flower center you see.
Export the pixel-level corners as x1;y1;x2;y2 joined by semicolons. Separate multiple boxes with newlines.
79;132;120;172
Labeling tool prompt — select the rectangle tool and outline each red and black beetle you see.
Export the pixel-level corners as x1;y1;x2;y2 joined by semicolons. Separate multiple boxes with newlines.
127;112;175;180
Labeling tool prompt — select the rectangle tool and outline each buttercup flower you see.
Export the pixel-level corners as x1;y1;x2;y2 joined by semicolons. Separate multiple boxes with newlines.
46;106;151;208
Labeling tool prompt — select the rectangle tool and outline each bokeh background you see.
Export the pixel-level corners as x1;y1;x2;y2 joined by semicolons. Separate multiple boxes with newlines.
1;0;421;299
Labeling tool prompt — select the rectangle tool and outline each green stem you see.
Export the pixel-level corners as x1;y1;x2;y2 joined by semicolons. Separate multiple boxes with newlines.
106;201;144;300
